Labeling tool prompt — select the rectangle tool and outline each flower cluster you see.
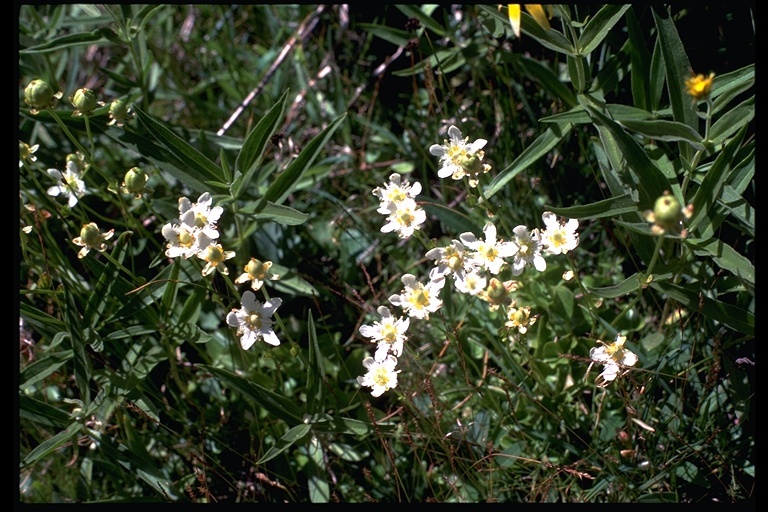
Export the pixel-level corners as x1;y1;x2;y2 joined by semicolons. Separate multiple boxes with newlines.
372;173;426;239
356;125;583;397
161;192;235;275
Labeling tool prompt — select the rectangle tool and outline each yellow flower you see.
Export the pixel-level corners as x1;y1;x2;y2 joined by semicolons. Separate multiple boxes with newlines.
685;72;715;101
506;4;552;39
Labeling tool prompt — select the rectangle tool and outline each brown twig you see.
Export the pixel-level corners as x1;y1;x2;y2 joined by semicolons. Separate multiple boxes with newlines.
216;5;326;136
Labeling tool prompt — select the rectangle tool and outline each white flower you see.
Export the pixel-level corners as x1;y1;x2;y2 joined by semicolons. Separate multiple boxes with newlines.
47;160;87;207
359;305;410;361
509;224;546;275
19;141;39;168
197;243;236;276
234;258;279;291
161;221;213;259
226;291;282;349
429;125;488;182
540;212;579;255
379;197;427;240
587;333;638;387
425;239;475;282
357;355;400;397
460;222;518;275
178;192;223;240
452;268;487;296
372;173;422;210
388;273;445;320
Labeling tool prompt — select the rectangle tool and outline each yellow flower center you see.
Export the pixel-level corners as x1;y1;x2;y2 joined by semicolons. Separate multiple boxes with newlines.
247;313;263;329
381;324;398;343
409;288;430;309
373;368;390;387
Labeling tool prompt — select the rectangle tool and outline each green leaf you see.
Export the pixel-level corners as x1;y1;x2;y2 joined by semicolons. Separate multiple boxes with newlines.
583;104;673;210
649;281;753;335
306;311;324;415
199;365;304;424
256;113;346;210
688;124;746;236
19;395;71;429
540;104;653;124
312;415;395;435
239;201;309;226
20;27;116;54
20;422;82;468
518;56;577;108
709;96;754;147
421;200;480;236
485;122;572;198
652;5;697;157
576;5;631;55
134;106;225;189
19;350;74;391
625;6;652;111
307;434;330;503
711;64;755;115
543;193;637;220
256;423;311;464
587;271;673;299
357;23;412;48
619;119;705;150
232;90;289;200
685;237;755;286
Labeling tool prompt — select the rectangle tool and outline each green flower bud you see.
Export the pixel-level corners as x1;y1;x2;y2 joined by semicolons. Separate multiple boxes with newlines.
652;192;682;224
24;79;60;111
80;222;102;247
70;88;99;116
245;258;271;279
108;99;132;126
460;153;484;175
122;167;148;195
66;152;88;173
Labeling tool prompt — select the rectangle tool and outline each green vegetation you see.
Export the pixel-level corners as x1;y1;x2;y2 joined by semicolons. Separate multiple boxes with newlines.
18;4;754;503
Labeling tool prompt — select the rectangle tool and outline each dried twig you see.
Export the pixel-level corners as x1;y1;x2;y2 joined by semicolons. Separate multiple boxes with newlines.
216;5;326;136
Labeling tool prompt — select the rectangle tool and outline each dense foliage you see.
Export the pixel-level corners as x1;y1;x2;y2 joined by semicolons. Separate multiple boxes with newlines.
18;4;754;503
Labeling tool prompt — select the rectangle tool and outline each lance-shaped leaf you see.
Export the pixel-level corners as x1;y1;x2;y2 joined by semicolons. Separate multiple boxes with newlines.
652;5;697;157
709;96;754;147
256;423;311;464
577;5;631;56
238;201;308;226
232;90;289;200
544;193;638;220
584;104;673;210
199;365;304;425
19;350;74;391
518;56;577;108
306;311;324;415
688;124;746;235
650;281;753;335
20;27;116;54
587;270;674;299
19;395;71;429
256;113;346;211
685;237;754;286
541;104;653;124
626;6;652;111
619;119;705;151
20;421;82;468
135;106;225;189
485;122;572;199
308;434;330;503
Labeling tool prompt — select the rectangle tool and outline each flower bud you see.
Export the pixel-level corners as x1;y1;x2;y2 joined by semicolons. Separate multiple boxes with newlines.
80;222;102;247
652;192;682;224
24;79;61;111
245;258;271;279
123;167;148;195
70;88;99;116
108;99;132;126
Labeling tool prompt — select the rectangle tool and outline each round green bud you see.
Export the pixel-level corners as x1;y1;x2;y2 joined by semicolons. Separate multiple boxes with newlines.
460;153;484;175
652;192;682;224
110;99;129;119
80;222;102;247
123;167;148;195
24;79;55;109
245;258;270;279
70;88;98;115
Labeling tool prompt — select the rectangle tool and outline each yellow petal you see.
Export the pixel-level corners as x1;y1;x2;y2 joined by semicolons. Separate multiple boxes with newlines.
508;4;521;38
525;4;551;31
